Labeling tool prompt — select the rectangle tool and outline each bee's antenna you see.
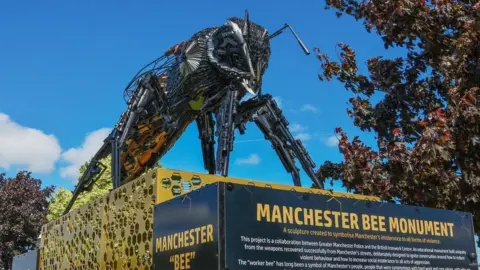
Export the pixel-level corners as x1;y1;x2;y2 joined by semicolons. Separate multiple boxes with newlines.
267;24;310;55
243;10;250;39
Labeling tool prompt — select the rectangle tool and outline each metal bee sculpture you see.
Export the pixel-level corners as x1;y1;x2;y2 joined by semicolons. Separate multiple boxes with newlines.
64;11;323;214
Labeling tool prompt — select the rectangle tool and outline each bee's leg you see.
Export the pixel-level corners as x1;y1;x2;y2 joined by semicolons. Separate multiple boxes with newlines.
111;138;121;188
249;94;323;189
196;112;216;174
215;85;240;176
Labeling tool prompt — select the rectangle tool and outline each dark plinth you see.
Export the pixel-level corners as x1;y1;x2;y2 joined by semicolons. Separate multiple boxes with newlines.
153;182;478;270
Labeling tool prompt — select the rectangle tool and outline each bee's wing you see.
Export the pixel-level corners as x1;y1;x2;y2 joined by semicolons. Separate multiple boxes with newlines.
123;54;182;103
180;41;203;77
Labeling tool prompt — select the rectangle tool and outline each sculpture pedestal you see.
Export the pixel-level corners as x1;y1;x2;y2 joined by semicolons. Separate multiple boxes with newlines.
153;182;477;270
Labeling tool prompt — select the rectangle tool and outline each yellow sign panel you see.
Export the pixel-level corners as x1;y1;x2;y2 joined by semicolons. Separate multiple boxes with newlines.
155;168;379;205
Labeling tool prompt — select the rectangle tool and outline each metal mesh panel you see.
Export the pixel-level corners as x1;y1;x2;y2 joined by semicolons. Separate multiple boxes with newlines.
40;196;103;269
101;173;156;269
39;169;157;270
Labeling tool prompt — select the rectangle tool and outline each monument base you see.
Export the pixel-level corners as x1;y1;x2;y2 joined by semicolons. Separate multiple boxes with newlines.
153;182;478;270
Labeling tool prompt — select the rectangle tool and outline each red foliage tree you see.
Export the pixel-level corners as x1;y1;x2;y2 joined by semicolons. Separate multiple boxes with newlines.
315;0;480;237
0;171;54;269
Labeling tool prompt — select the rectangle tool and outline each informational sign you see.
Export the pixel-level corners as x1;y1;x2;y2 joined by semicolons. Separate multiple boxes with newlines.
225;184;478;270
153;184;219;270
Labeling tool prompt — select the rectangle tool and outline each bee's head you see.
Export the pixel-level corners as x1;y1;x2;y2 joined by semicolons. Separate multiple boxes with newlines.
209;11;309;95
209;12;271;95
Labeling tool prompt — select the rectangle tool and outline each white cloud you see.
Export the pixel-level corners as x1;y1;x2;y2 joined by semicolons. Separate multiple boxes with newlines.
0;113;61;173
59;128;111;181
273;96;283;109
290;123;306;133
301;104;319;113
325;135;339;147
294;133;311;142
235;154;261;165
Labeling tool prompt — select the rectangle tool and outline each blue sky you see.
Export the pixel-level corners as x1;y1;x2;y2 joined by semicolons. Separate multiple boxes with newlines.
0;0;401;191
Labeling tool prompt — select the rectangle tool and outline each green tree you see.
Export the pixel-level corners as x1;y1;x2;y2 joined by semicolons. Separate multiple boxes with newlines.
46;187;73;221
71;156;114;209
315;1;480;238
46;156;113;221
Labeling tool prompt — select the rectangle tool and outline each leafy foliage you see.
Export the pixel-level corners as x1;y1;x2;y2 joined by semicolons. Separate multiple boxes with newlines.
0;171;54;269
46;187;73;222
46;156;113;221
315;0;480;236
